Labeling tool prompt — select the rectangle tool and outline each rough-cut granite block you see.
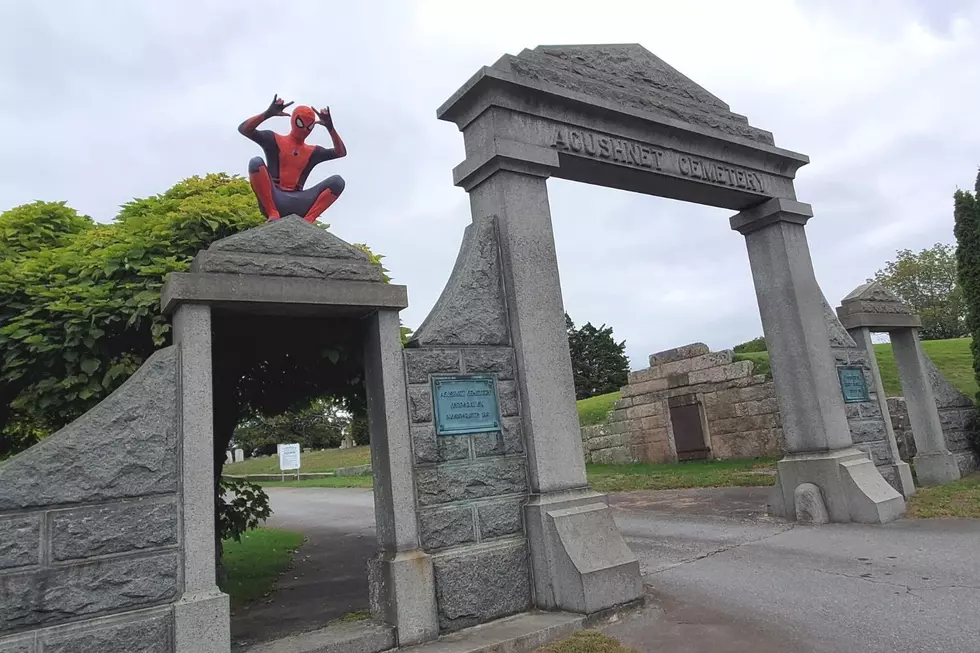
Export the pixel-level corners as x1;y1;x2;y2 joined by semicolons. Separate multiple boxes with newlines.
408;386;433;424
497;382;519;418
404;349;462;385
50;497;178;561
462;349;516;380
0;552;179;631
0;348;178;511
415;459;527;507
419;506;475;550
412;426;470;464
0;514;40;570
433;541;531;631
40;610;174;653
472;418;524;457
477;500;524;539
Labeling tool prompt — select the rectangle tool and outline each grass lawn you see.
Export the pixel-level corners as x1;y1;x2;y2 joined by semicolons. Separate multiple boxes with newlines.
734;338;976;398
258;476;373;489
534;630;637;653
907;473;980;518
874;338;976;398
578;392;621;426
587;458;777;492
220;528;304;608
224;445;371;475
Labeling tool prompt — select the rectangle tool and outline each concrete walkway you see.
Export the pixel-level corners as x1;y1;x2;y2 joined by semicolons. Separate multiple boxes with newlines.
231;488;376;650
237;486;980;652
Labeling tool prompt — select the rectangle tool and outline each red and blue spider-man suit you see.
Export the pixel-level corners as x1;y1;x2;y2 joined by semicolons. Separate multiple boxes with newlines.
239;95;347;222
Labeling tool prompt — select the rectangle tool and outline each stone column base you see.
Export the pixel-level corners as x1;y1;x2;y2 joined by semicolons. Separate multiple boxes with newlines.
174;590;230;653
913;451;962;486
368;549;439;646
525;489;642;614
768;448;906;523
882;460;916;498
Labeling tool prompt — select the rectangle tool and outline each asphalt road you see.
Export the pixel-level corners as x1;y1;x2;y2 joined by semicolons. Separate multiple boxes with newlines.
238;487;980;653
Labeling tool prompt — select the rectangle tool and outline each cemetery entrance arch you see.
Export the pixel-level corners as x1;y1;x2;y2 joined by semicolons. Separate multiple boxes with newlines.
436;44;906;525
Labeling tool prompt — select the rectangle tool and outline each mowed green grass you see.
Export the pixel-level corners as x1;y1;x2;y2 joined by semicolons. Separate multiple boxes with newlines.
534;630;638;653
220;528;304;608
224;445;371;475
258;476;373;489
588;458;777;492
908;473;980;518
738;338;976;398
876;338;976;398
578;392;621;426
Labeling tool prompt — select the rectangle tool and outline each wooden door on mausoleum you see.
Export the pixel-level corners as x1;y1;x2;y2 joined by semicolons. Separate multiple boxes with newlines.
669;395;708;461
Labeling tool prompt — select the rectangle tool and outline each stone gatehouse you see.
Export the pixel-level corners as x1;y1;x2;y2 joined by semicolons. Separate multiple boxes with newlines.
582;343;782;465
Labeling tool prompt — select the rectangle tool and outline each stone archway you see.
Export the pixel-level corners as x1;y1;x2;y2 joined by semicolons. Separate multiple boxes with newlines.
434;44;904;530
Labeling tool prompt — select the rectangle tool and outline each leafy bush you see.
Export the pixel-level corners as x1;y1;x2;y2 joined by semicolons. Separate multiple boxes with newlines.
218;477;272;542
733;336;766;353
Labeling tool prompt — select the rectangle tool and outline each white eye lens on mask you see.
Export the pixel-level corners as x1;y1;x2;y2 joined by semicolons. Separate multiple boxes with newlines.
296;117;305;128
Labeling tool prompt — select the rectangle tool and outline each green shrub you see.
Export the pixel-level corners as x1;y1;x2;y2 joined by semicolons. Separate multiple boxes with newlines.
733;336;766;353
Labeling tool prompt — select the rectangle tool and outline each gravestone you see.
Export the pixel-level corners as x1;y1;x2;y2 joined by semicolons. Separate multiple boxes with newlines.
234;448;244;463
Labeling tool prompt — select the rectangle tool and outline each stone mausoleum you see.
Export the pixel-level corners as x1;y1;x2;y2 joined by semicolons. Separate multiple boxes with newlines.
585;282;977;497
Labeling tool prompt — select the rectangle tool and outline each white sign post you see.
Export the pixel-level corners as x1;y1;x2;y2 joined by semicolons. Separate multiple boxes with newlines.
278;443;301;481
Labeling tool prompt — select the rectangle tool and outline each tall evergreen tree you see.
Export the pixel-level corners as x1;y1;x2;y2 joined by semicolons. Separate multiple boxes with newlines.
953;170;980;399
565;313;630;400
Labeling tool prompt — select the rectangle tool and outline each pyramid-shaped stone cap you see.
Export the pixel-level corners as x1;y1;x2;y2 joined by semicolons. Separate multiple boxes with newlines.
191;215;384;282
439;43;805;156
836;281;921;331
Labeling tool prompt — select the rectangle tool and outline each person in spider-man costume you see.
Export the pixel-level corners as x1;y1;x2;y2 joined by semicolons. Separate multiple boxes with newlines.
239;94;347;223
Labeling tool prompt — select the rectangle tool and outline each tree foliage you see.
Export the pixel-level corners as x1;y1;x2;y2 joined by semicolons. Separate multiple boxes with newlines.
0;176;265;454
733;336;766;353
218;477;272;542
872;243;967;340
234;397;351;456
565;313;630;400
0;174;387;546
953;171;980;402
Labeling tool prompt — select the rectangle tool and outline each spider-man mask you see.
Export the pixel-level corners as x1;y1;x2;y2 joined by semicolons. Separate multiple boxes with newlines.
289;106;317;141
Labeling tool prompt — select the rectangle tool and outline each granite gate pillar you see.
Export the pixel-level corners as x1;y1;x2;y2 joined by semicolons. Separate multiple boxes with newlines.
172;303;230;653
836;281;964;487
891;329;962;485
731;199;904;523
462;161;642;613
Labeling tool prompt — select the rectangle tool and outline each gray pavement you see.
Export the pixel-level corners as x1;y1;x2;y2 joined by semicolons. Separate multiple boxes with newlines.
231;488;377;649
243;486;980;653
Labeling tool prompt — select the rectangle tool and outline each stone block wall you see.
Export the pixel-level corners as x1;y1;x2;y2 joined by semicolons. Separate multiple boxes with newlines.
0;348;181;653
821;300;903;491
402;214;533;633
583;343;782;464
403;346;531;633
888;360;979;475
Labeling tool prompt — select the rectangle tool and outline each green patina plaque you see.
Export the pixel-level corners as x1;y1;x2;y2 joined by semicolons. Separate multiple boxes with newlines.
837;366;869;403
432;375;501;436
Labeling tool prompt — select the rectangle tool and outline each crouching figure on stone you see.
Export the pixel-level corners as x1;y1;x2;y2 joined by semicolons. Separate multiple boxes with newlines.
239;94;347;222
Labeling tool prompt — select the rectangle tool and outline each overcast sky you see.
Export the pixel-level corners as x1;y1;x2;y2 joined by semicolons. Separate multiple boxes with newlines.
2;0;978;369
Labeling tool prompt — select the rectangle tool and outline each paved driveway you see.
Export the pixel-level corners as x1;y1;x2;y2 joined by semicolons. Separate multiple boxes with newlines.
234;487;980;652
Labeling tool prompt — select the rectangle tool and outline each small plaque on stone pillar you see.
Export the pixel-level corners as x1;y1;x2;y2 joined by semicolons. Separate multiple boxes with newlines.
837;366;869;403
432;376;501;436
